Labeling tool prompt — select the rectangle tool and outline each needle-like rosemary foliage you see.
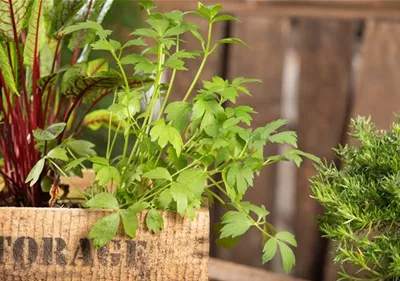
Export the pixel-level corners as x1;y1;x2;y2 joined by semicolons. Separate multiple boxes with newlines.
311;117;400;281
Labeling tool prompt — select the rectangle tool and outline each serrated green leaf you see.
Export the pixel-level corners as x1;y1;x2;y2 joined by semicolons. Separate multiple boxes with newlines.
213;15;239;23
120;209;139;238
129;202;149;213
65;157;86;171
47;147;68;161
131;28;159;39
146;209;164;233
61;20;112;39
220;211;252;238
91;39;121;51
278;241;296;273
170;182;190;216
276;231;297;247
83;193;119;210
144;167;172;181
122;38;147;49
177;168;206;197
270;131;298;147
239;202;269;219
25;158;45;187
158;189;173;210
165;102;192;132
66;140;96;157
88;212;120;248
262;238;278;264
146;18;169;35
150;121;184;156
120;54;155;73
216;38;248;47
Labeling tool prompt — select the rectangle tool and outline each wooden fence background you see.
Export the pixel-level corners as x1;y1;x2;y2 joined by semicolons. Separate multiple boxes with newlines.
157;1;400;280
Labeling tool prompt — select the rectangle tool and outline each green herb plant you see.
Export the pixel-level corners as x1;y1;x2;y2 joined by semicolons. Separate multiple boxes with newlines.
0;0;125;207
311;117;400;280
40;1;317;272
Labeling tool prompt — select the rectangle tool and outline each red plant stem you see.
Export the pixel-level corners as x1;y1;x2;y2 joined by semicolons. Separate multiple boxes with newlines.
74;90;112;137
43;37;62;125
31;0;44;129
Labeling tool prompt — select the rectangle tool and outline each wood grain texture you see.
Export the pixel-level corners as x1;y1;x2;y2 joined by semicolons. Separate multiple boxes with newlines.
156;0;400;19
350;20;400;130
209;257;309;281
323;19;400;281
293;19;355;281
213;16;289;268
0;207;209;281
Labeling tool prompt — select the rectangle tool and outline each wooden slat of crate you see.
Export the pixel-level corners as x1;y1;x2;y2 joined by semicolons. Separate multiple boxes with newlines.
212;15;289;268
323;18;400;281
293;19;356;280
209;258;309;281
157;0;400;19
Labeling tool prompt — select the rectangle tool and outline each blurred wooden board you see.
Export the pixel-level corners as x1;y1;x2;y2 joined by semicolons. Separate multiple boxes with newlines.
213;15;289;267
324;18;400;281
293;18;356;280
157;0;400;19
209;257;309;281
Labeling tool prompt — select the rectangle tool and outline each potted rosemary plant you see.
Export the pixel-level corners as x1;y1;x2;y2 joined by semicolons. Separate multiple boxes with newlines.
311;117;400;281
0;1;317;280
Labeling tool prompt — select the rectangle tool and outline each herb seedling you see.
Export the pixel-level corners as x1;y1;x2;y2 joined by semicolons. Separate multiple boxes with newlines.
311;117;400;280
32;0;317;272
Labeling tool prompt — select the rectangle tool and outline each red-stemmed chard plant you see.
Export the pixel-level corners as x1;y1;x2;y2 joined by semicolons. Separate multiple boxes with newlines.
0;0;147;207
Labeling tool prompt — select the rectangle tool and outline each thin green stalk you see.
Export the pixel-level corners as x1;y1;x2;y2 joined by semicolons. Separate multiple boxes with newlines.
182;22;213;102
106;92;117;160
158;35;180;119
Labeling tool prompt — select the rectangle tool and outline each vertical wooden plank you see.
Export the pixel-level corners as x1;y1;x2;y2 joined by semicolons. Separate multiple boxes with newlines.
294;19;355;280
323;19;400;281
214;16;290;267
350;20;400;129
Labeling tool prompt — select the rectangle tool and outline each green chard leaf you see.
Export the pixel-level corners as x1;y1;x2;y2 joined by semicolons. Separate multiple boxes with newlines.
0;44;18;94
88;212;120;248
0;0;30;41
23;0;54;67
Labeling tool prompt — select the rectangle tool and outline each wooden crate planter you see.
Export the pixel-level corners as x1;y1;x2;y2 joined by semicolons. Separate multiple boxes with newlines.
0;207;209;281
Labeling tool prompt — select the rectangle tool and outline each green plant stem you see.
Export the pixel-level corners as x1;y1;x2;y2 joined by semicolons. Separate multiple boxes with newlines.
144;42;165;134
47;158;83;196
182;22;213;102
106;92;117;160
158;36;180;119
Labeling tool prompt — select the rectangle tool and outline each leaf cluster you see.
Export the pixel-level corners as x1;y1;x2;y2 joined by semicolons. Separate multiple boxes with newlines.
22;0;318;272
311;117;400;280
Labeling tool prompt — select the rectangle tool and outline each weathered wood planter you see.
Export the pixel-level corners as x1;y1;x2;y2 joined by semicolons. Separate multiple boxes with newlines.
0;207;209;281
